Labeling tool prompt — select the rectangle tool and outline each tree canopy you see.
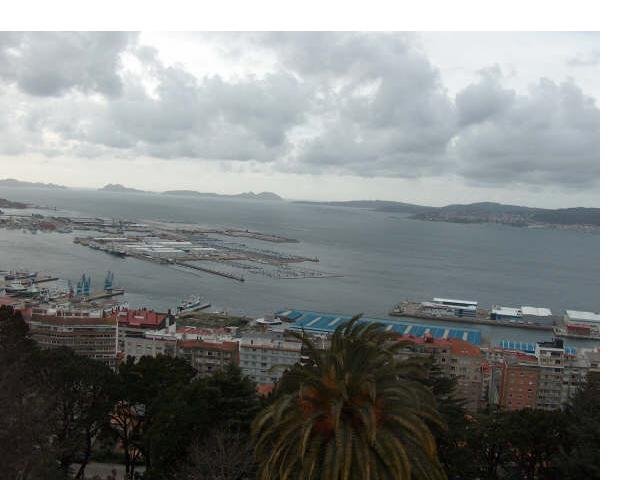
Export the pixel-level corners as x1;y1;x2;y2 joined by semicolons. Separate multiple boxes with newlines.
252;316;447;480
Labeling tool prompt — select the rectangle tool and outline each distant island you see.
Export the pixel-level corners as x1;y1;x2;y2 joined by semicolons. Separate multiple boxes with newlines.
295;200;599;230
98;184;283;200
0;178;67;189
163;190;282;201
99;184;149;193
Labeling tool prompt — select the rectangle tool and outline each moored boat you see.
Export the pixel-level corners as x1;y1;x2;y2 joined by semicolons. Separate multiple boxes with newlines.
176;295;211;315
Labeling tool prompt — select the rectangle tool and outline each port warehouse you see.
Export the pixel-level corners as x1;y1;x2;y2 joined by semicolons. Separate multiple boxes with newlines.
499;339;577;356
276;309;482;345
426;297;478;318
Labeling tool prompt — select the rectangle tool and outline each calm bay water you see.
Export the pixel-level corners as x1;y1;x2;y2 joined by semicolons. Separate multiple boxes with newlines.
0;187;600;346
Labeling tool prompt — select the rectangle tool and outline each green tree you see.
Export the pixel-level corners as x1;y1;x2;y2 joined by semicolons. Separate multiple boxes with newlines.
111;355;196;479
252;316;447;480
555;372;600;479
0;306;64;479
173;427;256;480
147;364;260;479
501;408;566;480
0;305;34;362
33;347;117;478
466;407;512;480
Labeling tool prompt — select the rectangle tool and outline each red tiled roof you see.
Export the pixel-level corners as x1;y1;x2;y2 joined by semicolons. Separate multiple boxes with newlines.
447;338;482;357
114;309;167;328
257;384;274;396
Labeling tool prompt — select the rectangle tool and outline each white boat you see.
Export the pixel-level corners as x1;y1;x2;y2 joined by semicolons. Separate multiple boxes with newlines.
4;282;27;293
255;316;283;326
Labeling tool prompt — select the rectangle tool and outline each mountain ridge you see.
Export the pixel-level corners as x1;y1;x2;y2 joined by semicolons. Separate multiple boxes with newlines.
295;200;599;227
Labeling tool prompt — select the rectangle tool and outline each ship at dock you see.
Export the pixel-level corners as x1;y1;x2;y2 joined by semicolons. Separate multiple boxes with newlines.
3;281;40;296
390;297;598;338
176;295;212;316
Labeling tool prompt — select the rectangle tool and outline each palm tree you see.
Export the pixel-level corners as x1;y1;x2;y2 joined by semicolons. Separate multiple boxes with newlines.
252;315;447;480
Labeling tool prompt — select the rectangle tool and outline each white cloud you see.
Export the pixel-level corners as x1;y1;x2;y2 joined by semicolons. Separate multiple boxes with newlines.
0;31;600;205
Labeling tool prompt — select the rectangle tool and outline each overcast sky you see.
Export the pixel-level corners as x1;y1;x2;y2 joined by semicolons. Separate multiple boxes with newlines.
0;32;599;207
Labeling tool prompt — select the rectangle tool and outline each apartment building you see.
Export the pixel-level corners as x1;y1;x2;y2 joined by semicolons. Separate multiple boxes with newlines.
239;335;302;385
499;354;540;410
493;340;600;411
401;335;486;412
178;339;239;377
122;323;239;377
534;339;565;410
113;307;173;354
27;312;118;367
123;334;177;361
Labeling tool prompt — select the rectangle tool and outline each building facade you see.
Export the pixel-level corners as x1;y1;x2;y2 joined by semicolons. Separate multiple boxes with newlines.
113;308;173;354
491;340;600;411
401;336;486;412
239;336;302;385
499;356;540;410
178;340;239;377
27;313;118;367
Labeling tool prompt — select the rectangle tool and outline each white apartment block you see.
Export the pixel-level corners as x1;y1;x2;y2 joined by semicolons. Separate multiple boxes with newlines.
239;336;302;385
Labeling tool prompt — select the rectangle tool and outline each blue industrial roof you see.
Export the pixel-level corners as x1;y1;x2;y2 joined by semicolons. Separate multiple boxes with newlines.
276;309;482;345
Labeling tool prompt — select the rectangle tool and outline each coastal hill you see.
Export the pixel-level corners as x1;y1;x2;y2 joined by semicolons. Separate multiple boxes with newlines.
295;200;599;228
0;178;67;189
163;190;282;201
0;197;28;209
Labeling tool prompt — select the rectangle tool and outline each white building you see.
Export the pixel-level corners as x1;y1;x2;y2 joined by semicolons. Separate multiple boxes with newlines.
124;335;177;361
239;336;302;385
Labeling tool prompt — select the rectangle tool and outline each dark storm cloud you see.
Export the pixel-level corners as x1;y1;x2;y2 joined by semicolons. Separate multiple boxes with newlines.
0;32;600;189
452;77;600;186
0;32;134;97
